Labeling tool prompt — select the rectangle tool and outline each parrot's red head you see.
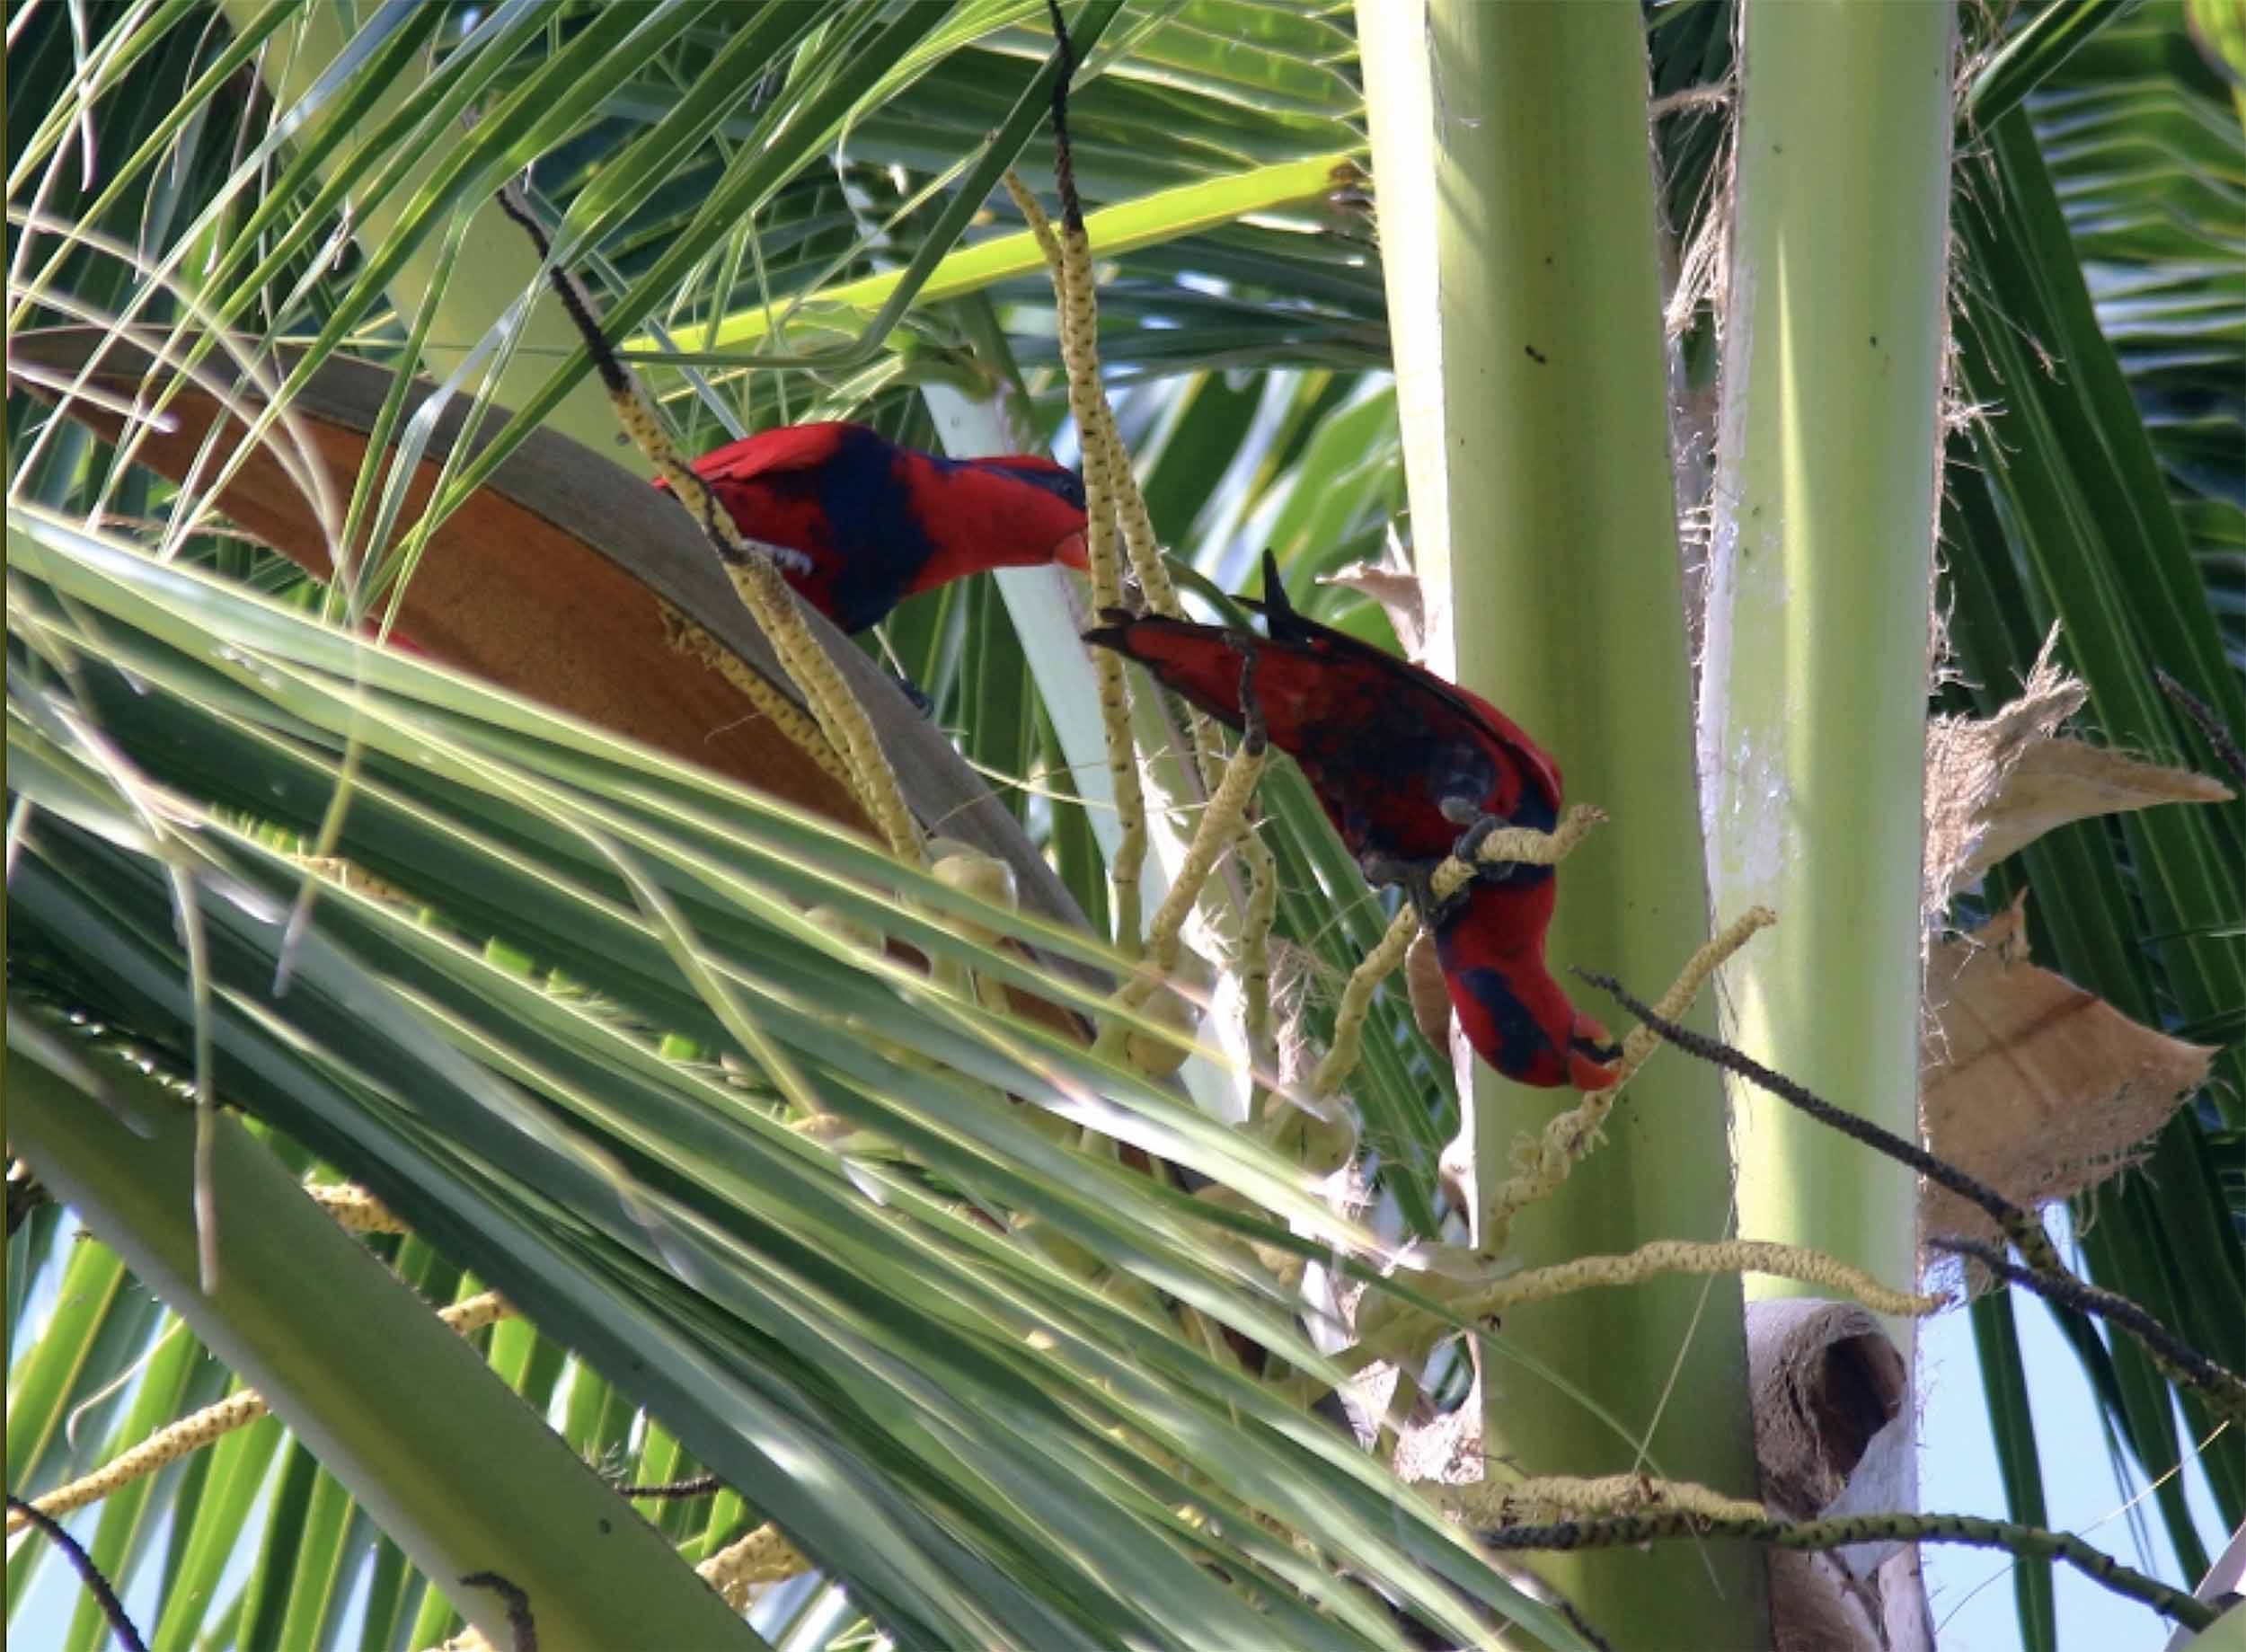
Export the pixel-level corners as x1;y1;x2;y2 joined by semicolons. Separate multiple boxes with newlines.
904;454;1091;592
1436;879;1623;1091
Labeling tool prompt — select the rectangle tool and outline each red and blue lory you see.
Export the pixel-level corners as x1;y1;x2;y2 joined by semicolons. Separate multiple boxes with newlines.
659;422;1090;633
1083;551;1621;1090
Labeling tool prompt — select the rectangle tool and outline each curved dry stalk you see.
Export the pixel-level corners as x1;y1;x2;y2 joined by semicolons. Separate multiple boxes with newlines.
1459;1237;1940;1322
1007;166;1147;953
1351;1234;1934;1371
493;189;918;861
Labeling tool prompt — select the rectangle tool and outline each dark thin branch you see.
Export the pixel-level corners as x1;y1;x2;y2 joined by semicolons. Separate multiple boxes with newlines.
1584;964;2246;1433
618;1475;722;1500
1577;968;2066;1278
8;1496;149;1652
492;186;630;402
2155;667;2246;782
459;1569;538;1652
495;182;746;571
1477;1507;2217;1631
1044;0;1083;232
1552;1593;1614;1652
1931;1234;2246;1424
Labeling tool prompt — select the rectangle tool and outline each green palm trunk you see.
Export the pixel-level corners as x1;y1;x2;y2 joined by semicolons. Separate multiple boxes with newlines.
1702;0;1955;1335
1364;3;1764;1645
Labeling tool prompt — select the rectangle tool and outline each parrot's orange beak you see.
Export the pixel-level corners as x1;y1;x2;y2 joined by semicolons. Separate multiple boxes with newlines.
1053;529;1092;573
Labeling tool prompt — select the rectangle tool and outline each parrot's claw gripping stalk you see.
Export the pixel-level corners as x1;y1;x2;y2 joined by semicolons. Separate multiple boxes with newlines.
1450;812;1523;886
1406;862;1457;932
1372;809;1545;933
1352;848;1445;928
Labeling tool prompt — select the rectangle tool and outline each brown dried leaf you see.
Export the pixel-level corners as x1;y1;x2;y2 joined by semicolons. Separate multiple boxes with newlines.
1319;529;1425;659
1923;630;2083;920
1923;629;2232;926
1968;734;2233;879
1921;896;2214;1244
9;327;1101;937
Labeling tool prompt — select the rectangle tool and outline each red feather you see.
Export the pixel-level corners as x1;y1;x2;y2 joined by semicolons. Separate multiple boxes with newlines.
677;420;854;484
358;620;429;658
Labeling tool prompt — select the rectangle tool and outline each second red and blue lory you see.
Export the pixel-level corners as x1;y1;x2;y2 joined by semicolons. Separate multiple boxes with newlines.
1083;552;1620;1091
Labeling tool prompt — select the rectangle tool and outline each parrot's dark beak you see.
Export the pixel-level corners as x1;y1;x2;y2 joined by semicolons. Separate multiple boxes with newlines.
1566;1013;1625;1092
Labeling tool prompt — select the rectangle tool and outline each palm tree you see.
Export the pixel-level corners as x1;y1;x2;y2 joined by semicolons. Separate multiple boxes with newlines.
8;3;2238;1648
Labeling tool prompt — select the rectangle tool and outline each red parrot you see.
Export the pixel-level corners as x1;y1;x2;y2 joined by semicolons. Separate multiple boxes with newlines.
1082;550;1560;864
659;422;1090;633
1083;551;1619;1091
